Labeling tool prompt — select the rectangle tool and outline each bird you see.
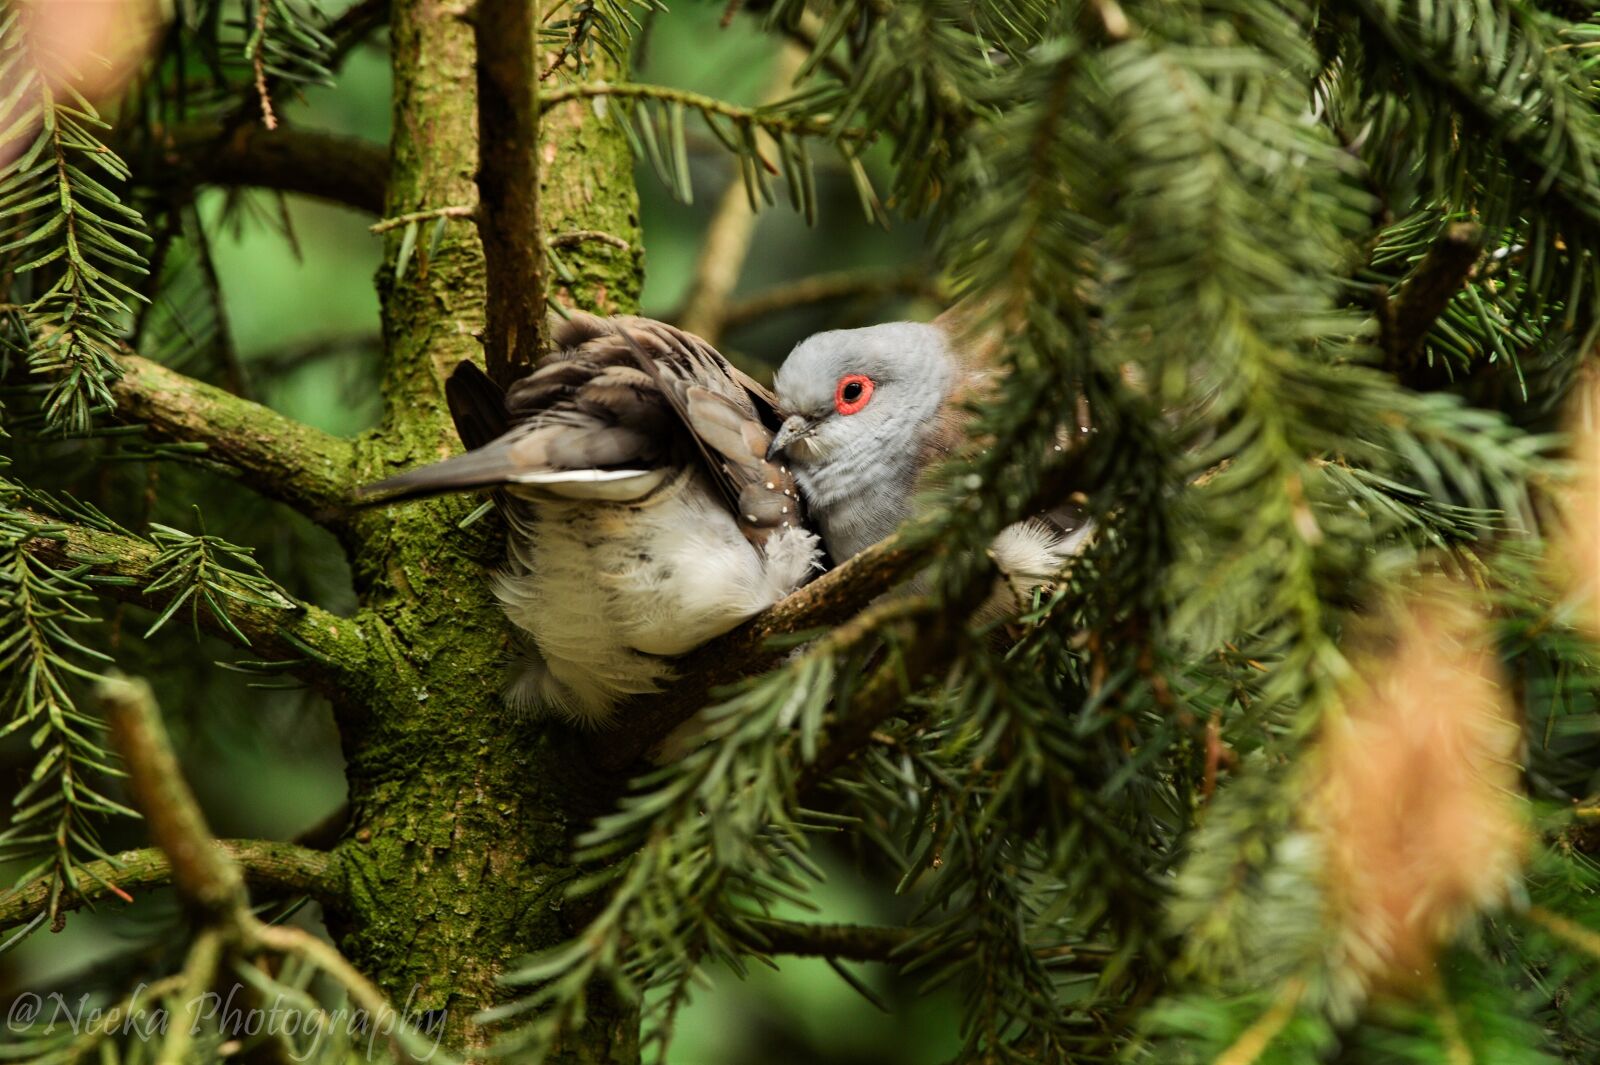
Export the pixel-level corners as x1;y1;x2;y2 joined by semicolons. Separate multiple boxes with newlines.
766;318;1089;609
359;313;823;724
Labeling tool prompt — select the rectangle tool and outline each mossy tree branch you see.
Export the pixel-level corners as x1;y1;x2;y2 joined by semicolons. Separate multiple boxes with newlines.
16;511;369;692
111;353;360;525
0;841;345;932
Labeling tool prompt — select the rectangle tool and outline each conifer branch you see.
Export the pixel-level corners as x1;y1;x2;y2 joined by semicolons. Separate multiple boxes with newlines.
110;352;360;522
0;839;346;931
540;82;851;138
741;917;1113;969
14;511;368;690
475;0;548;386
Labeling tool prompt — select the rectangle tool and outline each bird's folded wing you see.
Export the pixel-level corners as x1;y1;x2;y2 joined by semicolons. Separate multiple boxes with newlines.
359;330;676;504
358;312;809;525
602;317;808;545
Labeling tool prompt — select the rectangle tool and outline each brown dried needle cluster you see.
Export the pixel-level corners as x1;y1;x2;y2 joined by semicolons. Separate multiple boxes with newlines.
1559;367;1600;641
1315;582;1527;991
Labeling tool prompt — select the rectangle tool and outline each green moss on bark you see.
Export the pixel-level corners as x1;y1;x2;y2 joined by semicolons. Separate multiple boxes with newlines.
321;0;644;1056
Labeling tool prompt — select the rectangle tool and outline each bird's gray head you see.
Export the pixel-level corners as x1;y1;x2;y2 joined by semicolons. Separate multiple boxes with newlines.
767;322;957;560
768;322;955;470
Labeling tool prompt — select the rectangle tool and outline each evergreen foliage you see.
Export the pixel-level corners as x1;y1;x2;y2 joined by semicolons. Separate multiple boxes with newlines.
1;0;1600;1062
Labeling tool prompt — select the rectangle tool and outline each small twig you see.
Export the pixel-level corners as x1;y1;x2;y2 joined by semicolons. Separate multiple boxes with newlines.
369;204;476;234
159;929;225;1065
247;922;439;1064
1383;220;1486;369
1214;976;1307;1065
548;229;632;251
676;45;806;344
742;917;1115;969
249;1;278;131
715;267;947;333
101;677;249;920
540;81;854;139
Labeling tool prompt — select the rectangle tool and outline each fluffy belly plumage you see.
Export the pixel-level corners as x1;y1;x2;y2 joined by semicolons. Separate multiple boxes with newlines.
492;470;819;725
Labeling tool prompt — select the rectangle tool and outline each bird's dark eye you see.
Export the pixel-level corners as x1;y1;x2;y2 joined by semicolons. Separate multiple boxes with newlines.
834;373;874;415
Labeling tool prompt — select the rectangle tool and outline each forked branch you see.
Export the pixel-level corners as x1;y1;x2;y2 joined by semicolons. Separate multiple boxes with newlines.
17;511;368;691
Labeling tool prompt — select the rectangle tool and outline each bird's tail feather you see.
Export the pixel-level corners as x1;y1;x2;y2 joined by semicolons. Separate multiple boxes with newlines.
356;444;532;504
446;361;509;451
358;444;666;506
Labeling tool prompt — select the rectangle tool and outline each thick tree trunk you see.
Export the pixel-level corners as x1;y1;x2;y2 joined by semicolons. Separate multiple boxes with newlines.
318;0;644;1054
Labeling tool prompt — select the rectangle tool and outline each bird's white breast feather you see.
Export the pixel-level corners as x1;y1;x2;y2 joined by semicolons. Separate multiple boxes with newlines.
493;469;820;725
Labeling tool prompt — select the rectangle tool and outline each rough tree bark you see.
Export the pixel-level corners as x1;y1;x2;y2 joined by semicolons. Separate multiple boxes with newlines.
318;0;642;1054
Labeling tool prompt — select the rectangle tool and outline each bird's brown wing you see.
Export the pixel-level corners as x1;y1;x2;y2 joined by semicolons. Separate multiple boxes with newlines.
358;318;676;503
359;313;808;537
593;316;808;547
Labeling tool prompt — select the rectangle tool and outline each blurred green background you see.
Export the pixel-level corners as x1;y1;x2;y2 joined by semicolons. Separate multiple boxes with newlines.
0;2;961;1061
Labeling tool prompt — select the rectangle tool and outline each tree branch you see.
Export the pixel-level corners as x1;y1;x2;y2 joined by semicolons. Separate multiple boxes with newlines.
740;916;1115;970
111;352;360;525
102;676;247;919
600;444;1096;770
0;840;344;932
540;82;851;138
474;0;548;386
1381;220;1486;375
135;121;388;214
676;44;805;345
17;511;369;691
715;268;947;334
79;679;437;1064
739;917;919;961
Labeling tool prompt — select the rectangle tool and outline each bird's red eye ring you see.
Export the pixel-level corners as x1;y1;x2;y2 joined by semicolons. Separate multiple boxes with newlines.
834;374;874;416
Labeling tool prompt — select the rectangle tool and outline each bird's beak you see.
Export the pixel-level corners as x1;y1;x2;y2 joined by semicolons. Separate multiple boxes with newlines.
766;414;815;461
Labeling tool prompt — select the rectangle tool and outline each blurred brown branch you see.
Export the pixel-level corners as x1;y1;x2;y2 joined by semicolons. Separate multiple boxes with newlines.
718;267;947;333
1381;220;1485;381
475;0;547;385
135;122;389;214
